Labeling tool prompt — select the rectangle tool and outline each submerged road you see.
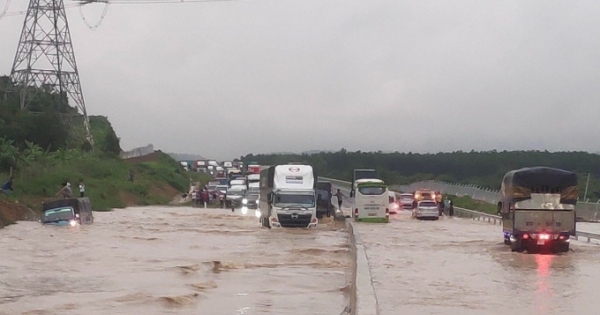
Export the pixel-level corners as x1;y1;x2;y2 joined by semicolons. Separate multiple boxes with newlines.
356;211;600;315
0;207;350;315
331;182;600;314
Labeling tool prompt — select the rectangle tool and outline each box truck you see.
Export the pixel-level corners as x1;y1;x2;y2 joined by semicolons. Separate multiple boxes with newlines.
258;165;318;228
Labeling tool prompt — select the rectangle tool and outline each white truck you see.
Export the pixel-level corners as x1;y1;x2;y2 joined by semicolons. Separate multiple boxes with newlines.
258;165;318;228
247;173;260;186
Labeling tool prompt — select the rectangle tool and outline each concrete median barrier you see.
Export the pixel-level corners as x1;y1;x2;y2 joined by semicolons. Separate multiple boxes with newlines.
347;220;379;315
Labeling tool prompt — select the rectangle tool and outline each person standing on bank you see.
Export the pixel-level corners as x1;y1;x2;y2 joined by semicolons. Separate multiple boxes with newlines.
79;180;85;197
56;182;73;199
1;176;14;200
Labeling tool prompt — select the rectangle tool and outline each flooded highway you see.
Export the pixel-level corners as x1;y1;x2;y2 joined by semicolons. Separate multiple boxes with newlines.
333;183;600;314
355;211;600;315
0;206;350;315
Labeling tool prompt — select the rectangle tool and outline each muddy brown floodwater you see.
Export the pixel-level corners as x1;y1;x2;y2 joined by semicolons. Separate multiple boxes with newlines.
0;207;350;315
356;211;600;315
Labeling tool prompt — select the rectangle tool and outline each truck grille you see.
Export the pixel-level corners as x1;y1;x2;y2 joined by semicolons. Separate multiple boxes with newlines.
277;213;312;227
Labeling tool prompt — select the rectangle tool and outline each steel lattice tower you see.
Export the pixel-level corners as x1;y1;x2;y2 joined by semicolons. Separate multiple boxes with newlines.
7;0;93;144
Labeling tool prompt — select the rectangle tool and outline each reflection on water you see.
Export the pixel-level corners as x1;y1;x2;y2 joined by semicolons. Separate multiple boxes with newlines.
0;207;349;315
356;211;600;315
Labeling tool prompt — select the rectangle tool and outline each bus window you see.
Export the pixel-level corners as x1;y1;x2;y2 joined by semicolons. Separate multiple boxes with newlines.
358;186;385;195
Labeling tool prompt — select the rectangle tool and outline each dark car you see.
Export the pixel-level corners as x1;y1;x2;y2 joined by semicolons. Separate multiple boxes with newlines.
245;193;260;209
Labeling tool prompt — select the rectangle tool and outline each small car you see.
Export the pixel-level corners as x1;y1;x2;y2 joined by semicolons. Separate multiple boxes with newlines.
412;200;439;220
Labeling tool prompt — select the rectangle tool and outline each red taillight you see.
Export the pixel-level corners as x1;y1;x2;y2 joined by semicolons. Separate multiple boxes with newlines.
311;218;317;223
522;234;529;240
385;208;389;216
559;235;566;240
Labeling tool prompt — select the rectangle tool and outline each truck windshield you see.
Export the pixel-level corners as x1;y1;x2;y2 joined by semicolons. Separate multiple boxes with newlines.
274;194;315;207
43;207;74;222
358;187;385;195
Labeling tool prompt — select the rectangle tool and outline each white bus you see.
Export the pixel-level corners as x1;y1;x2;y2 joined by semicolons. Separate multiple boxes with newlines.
353;181;389;223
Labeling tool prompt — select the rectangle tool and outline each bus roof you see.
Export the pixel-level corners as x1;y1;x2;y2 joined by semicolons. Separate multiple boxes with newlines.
355;178;384;184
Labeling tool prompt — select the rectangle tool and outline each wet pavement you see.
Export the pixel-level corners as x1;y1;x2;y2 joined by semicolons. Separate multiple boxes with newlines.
354;210;600;315
0;207;350;315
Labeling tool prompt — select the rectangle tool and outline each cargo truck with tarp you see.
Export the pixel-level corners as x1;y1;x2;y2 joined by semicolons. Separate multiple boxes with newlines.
41;198;94;226
258;165;318;228
316;180;334;218
498;166;577;253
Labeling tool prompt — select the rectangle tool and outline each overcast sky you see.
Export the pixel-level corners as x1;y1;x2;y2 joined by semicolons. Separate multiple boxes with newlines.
2;0;600;160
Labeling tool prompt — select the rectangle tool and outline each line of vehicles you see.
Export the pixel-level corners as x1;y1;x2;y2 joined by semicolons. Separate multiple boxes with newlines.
36;160;578;254
179;159;262;178
347;166;578;254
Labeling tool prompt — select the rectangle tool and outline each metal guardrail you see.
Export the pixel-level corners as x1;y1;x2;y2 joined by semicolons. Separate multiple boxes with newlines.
321;177;600;242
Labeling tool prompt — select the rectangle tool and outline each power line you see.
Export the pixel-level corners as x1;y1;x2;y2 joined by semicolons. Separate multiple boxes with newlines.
1;2;83;21
0;0;241;21
105;0;241;4
0;0;13;20
78;2;110;30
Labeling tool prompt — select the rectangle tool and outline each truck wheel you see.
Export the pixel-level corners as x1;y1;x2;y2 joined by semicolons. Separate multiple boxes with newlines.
510;239;524;252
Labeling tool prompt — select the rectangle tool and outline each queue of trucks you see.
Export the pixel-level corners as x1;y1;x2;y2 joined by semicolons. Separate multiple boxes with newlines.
180;159;246;176
185;159;578;254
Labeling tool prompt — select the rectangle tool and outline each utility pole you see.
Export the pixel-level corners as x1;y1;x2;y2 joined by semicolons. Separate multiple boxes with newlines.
6;0;93;146
584;173;591;202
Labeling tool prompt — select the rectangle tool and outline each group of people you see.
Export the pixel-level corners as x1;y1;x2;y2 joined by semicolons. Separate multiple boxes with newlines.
55;180;86;199
190;186;219;208
2;176;86;200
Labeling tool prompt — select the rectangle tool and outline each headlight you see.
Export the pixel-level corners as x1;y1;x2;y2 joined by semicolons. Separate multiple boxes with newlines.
241;206;248;215
255;210;261;218
242;198;248;204
69;220;77;226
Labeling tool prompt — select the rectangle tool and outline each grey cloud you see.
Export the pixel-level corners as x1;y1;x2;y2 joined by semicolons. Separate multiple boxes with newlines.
2;0;600;160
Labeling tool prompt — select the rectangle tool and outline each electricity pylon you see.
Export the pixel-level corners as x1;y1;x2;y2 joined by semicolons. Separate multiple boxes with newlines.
6;0;93;145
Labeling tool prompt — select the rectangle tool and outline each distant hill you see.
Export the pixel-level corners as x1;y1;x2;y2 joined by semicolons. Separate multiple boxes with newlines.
302;150;335;155
266;150;335;155
168;153;207;161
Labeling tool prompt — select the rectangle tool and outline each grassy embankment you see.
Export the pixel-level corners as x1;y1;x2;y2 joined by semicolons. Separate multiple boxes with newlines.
446;194;498;215
0;116;211;227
